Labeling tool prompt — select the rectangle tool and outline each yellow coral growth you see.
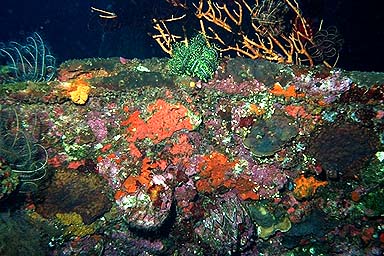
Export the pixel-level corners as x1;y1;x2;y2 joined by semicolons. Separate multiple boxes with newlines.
258;216;291;240
68;79;91;104
293;175;327;200
55;212;95;237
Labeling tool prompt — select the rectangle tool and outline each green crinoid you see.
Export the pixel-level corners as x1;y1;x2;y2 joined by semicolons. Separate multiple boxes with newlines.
168;33;219;82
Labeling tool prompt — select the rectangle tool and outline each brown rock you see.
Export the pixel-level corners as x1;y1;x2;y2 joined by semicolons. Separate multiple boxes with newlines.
36;169;112;224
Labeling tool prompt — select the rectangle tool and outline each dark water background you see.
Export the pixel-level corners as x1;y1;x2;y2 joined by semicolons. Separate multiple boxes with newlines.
0;0;383;72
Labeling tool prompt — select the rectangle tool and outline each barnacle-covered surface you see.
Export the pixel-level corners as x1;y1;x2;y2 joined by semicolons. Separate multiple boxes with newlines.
0;57;383;255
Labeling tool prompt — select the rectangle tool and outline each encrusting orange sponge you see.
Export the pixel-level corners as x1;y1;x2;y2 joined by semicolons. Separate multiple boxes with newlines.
293;175;327;200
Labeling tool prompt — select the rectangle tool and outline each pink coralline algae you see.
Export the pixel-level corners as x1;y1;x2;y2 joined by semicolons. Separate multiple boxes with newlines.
203;76;266;95
250;163;288;199
174;179;198;219
87;114;108;142
96;157;123;190
104;229;165;255
231;102;256;131
183;155;204;177
293;70;352;103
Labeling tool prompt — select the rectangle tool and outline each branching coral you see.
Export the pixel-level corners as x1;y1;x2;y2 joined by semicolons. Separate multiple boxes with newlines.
152;0;342;67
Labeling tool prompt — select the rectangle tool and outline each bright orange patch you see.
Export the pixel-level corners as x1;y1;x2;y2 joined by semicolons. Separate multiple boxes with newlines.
285;105;311;119
169;133;193;156
270;83;304;99
232;176;259;200
293;175;327;200
129;143;142;158
48;155;62;167
114;190;125;201
67;159;85;169
239;191;260;201
196;179;213;193
148;184;164;203
121;99;194;144
351;191;361;202
123;176;140;194
101;143;112;153
249;103;265;116
117;157;165;200
66;79;91;104
196;152;237;193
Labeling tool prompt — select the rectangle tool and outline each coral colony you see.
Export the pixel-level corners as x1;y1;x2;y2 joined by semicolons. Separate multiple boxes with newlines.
0;1;383;255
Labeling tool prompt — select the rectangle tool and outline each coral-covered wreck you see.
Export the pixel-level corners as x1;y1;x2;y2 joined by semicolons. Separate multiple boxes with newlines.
0;56;383;255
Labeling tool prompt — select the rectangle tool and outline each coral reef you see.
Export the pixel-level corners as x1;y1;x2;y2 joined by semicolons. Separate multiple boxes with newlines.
0;56;383;255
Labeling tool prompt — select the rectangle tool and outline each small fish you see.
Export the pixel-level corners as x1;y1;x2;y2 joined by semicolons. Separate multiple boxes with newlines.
119;57;128;64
